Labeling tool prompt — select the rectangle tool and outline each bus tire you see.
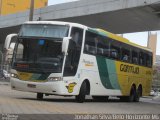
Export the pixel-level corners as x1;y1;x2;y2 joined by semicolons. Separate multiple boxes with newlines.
75;81;87;103
37;93;43;100
134;86;142;102
120;87;135;102
92;96;109;102
127;87;136;102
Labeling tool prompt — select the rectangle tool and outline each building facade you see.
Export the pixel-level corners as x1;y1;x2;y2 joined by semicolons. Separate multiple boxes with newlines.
148;32;157;65
0;0;48;15
152;56;160;91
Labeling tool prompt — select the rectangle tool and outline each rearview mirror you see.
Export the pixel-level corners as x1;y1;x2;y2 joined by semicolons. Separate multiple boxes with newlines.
62;37;71;55
4;34;17;50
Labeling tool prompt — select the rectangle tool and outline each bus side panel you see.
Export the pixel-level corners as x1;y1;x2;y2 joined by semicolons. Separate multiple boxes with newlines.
80;54;122;96
115;61;152;96
144;68;152;96
95;56;122;95
80;55;106;95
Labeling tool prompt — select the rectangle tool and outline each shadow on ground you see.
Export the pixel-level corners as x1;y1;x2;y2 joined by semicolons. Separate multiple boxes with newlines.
16;97;140;103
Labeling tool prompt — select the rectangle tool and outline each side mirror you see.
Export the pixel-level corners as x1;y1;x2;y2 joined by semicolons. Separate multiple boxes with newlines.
62;37;71;55
4;34;17;50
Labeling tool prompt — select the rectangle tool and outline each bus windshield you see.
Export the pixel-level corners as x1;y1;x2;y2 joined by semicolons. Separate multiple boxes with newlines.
12;38;64;73
19;24;69;38
12;24;69;73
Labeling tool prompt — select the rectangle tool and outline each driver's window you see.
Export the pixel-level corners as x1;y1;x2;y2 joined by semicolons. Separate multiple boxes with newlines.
63;27;83;76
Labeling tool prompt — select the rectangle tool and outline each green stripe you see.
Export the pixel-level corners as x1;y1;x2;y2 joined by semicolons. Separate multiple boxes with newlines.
106;59;120;89
96;56;120;90
96;56;113;89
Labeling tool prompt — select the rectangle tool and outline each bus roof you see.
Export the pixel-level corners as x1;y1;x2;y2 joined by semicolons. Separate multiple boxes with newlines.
24;21;152;52
24;21;88;29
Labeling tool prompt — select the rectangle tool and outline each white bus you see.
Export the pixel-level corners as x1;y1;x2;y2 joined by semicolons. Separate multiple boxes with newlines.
10;21;153;103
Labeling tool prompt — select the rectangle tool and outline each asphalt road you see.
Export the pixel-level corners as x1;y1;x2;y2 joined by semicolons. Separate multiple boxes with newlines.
0;82;160;120
0;81;160;120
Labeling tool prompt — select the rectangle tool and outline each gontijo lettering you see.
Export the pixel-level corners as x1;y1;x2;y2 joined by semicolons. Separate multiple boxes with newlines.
120;64;139;74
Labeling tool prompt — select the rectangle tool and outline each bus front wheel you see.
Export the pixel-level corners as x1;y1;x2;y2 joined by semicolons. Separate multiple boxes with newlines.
37;93;43;100
75;81;87;103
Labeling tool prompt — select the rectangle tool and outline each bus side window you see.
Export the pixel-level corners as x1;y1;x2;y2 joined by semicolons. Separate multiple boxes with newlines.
97;48;104;55
84;31;97;55
84;44;96;55
139;52;146;66
121;46;130;63
88;45;96;55
122;54;129;61
110;40;120;60
111;50;118;58
146;53;152;67
97;35;109;57
132;50;138;64
84;44;89;52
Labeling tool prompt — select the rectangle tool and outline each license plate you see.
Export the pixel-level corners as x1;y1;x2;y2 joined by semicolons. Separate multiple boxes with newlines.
27;84;36;88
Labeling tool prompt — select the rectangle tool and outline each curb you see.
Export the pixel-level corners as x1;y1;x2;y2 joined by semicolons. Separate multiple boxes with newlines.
0;81;10;86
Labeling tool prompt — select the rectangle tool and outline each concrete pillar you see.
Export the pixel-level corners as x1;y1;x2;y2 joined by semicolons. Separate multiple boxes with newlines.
147;32;157;65
0;0;2;15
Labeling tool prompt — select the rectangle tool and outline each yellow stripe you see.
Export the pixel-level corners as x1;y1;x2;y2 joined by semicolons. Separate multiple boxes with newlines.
85;64;93;67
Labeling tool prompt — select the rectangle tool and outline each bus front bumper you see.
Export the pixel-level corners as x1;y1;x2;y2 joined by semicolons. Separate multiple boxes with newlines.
10;78;73;95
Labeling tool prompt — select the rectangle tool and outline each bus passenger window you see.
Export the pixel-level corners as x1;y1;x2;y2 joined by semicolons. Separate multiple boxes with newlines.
84;31;97;55
132;57;138;64
88;45;96;55
132;50;138;64
97;48;104;55
110;40;120;60
111;50;118;58
146;53;152;67
97;35;109;57
103;49;110;57
84;44;89;52
122;54;129;61
139;52;146;66
121;47;130;62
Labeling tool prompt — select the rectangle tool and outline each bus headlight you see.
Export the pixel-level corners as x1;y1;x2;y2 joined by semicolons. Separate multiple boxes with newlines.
48;77;62;82
11;73;19;78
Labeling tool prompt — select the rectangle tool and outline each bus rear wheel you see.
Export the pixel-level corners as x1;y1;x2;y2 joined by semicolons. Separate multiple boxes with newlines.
134;86;142;102
37;93;43;100
92;96;109;102
75;81;87;103
120;87;135;102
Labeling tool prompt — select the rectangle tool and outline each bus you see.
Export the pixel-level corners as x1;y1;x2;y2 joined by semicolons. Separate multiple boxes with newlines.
9;21;153;103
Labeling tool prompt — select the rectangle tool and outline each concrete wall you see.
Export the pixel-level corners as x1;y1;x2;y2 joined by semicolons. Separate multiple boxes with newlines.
0;0;159;28
0;0;160;48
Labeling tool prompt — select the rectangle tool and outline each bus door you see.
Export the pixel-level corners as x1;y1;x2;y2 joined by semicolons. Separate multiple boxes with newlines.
63;27;83;77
